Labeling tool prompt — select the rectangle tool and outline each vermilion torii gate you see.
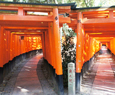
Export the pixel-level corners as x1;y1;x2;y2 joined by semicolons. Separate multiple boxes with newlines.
1;1;115;95
0;2;74;95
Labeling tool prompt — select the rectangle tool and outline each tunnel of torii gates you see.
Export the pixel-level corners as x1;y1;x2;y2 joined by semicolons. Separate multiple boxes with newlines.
1;1;115;94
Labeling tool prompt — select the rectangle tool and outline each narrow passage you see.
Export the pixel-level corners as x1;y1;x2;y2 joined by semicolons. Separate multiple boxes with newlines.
81;52;115;95
0;54;57;95
12;54;44;95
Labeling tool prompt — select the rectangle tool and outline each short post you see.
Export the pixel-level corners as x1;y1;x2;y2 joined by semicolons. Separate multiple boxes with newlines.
68;62;75;95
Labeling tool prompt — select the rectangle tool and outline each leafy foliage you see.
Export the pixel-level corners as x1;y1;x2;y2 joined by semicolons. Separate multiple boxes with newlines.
9;0;94;7
4;0;115;8
98;0;115;6
61;24;76;87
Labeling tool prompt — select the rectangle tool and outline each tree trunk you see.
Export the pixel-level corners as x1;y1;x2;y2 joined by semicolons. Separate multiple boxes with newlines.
13;0;17;2
54;0;58;4
47;0;49;3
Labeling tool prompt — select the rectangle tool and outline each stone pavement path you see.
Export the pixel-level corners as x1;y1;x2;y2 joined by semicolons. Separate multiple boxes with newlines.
81;53;115;95
12;54;44;95
0;53;57;95
2;52;115;95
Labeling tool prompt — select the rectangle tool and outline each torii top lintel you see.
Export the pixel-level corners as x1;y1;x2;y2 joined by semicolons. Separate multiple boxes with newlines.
0;2;76;27
1;1;115;37
0;1;76;13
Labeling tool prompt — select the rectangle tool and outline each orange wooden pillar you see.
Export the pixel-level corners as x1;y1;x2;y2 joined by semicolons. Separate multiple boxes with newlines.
92;38;95;55
96;41;99;52
44;32;47;59
17;36;21;55
6;31;9;63
27;37;30;52
89;37;93;59
10;33;13;61
93;39;96;54
95;40;99;53
108;42;110;50
3;30;7;64
76;12;83;92
110;39;113;53
113;38;115;55
81;28;85;67
36;37;38;50
44;31;48;62
31;37;33;51
84;37;93;74
0;26;4;83
46;30;52;65
6;31;10;63
84;34;87;63
7;31;11;62
88;37;91;59
41;33;45;58
83;33;90;76
82;33;86;75
25;36;27;53
110;40;112;52
48;22;55;68
28;37;30;52
46;32;49;62
111;39;113;53
48;12;55;68
112;38;114;54
22;37;25;54
112;39;113;53
24;37;27;53
14;35;18;57
23;37;25;53
12;34;15;59
85;34;90;62
17;36;19;56
5;30;8;63
21;37;23;54
28;37;30;51
30;37;32;51
53;8;64;95
19;36;21;55
12;34;15;58
95;41;98;52
26;37;29;52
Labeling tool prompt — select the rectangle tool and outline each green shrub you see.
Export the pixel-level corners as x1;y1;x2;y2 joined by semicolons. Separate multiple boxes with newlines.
61;24;76;87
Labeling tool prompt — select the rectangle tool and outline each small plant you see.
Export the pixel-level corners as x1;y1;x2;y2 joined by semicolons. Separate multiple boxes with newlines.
61;24;76;87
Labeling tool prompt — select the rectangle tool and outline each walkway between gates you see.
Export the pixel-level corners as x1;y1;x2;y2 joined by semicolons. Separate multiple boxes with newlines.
1;51;115;95
81;52;115;95
0;54;57;95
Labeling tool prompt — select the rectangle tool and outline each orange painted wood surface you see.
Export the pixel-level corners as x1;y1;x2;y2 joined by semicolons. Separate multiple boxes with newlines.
76;12;83;73
0;26;4;67
53;8;63;75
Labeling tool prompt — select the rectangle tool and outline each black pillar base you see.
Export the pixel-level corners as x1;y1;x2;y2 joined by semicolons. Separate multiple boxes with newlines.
0;67;3;84
76;72;81;93
3;62;10;78
86;61;89;71
80;69;83;82
56;75;64;95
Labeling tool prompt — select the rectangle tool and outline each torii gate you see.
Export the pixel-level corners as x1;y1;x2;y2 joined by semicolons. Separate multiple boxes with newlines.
1;1;115;95
69;6;115;93
0;2;74;95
